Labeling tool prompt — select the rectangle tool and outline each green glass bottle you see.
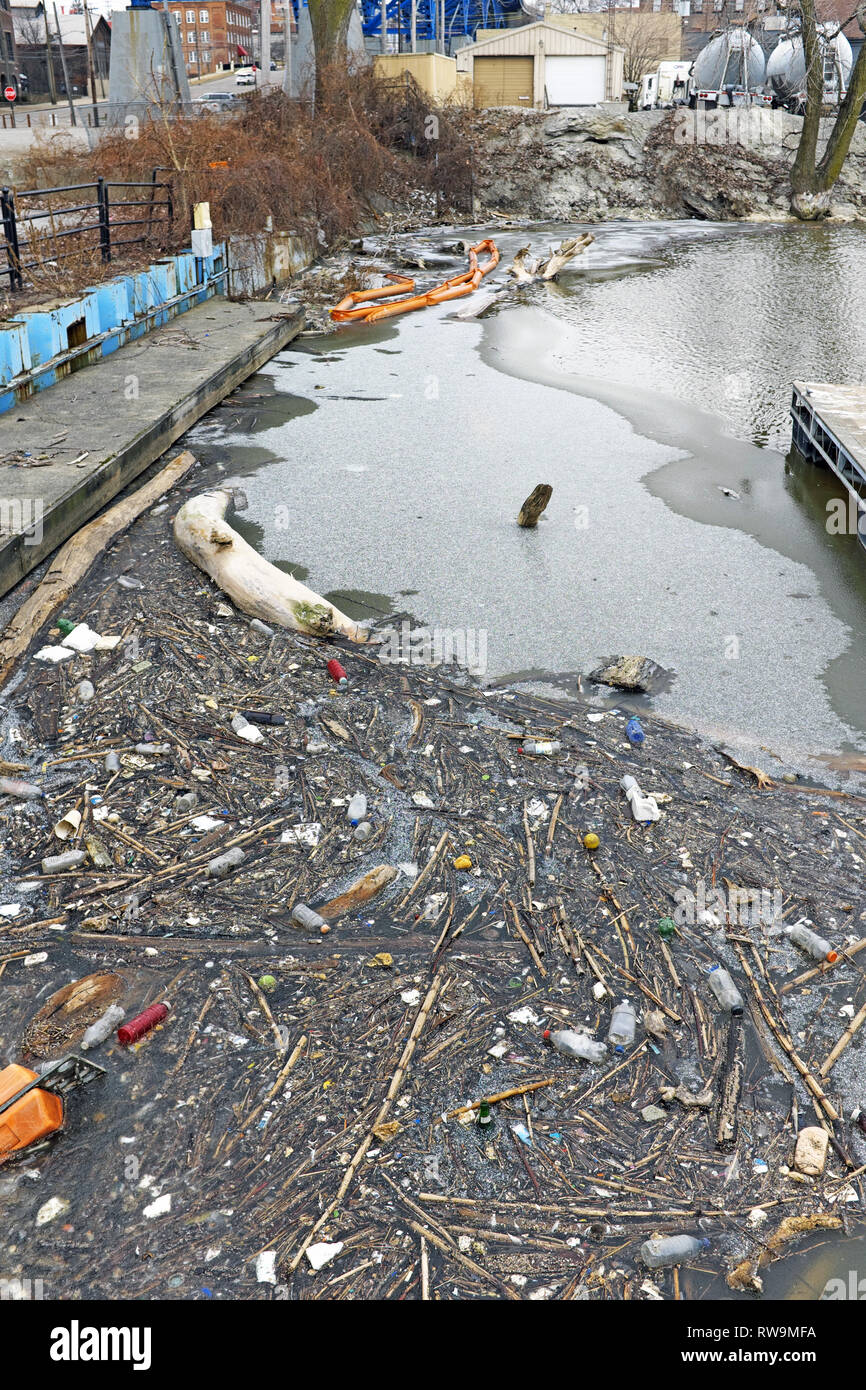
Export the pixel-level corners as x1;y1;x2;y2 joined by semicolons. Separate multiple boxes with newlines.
657;917;676;940
478;1100;493;1131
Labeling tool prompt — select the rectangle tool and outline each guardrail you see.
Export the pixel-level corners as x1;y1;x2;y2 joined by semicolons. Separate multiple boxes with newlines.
0;171;173;292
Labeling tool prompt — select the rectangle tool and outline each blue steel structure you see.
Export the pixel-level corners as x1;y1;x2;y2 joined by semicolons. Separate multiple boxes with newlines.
359;0;523;48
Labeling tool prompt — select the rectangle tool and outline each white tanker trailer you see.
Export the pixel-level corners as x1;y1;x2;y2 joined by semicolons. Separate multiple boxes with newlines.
765;23;853;112
689;29;768;108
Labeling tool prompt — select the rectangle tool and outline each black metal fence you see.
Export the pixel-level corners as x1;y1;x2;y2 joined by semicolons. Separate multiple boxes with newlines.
0;171;173;292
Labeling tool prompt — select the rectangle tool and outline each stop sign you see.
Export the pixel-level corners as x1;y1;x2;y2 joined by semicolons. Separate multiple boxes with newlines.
3;85;15;102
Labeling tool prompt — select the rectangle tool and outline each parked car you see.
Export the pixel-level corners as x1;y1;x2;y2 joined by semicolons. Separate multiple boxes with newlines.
235;66;256;85
192;92;239;113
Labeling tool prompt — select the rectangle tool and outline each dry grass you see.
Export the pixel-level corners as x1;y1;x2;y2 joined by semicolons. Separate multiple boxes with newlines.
5;65;475;304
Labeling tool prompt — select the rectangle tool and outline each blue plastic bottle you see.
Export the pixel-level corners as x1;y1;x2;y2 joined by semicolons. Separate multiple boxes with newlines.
626;717;645;746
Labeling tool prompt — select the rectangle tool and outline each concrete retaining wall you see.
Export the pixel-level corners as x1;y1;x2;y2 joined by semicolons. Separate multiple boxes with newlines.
0;243;228;414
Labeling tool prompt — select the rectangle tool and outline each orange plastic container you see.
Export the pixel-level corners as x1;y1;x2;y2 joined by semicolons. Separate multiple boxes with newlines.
0;1064;64;1156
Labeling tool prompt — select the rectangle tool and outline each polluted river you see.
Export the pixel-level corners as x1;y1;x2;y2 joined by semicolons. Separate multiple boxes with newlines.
4;218;866;1306
188;218;866;790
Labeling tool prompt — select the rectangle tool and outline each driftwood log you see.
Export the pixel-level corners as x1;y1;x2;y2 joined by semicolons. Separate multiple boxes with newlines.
173;489;366;642
714;1015;744;1150
507;234;594;284
0;449;197;691
517;484;553;528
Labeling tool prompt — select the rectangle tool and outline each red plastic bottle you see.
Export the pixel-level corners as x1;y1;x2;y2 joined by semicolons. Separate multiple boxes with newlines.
327;658;348;687
117;1003;169;1046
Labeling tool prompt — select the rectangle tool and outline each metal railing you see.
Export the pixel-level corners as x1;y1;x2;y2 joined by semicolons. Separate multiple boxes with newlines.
0;171;174;292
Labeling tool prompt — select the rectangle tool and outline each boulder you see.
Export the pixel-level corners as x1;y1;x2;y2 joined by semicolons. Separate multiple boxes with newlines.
590;655;670;693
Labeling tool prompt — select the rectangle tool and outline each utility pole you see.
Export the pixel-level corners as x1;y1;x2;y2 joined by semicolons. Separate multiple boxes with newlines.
51;3;77;125
282;0;293;95
380;0;386;53
43;12;58;105
260;0;271;85
410;0;416;53
83;3;99;126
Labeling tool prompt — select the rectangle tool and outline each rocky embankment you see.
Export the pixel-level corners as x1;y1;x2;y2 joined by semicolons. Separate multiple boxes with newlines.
471;106;866;222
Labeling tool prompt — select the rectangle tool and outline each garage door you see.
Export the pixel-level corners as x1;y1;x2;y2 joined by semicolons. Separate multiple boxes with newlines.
474;56;534;108
544;55;606;106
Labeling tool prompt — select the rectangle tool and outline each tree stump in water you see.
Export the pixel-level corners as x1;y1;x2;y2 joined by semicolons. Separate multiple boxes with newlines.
517;484;553;528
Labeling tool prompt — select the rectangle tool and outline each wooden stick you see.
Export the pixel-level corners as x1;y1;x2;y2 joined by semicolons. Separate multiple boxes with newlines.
288;974;443;1272
438;1078;554;1124
506;898;547;977
229;1033;308;1146
733;943;839;1124
420;1236;430;1301
406;1219;521;1300
0;450;197;690
523;801;536;887
820;998;866;1077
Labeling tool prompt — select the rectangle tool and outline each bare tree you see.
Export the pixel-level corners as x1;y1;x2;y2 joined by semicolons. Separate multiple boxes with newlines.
307;0;356;105
618;11;677;108
790;0;866;218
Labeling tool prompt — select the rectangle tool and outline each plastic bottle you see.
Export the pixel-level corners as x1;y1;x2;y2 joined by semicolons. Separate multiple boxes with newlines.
626;717;645;745
118;1003;169;1046
231;713;264;745
520;740;561;756
608;1000;636;1051
327;659;348;687
544;1028;608;1064
354;821;373;843
81;1004;125;1051
347;792;367;827
784;921;838;963
207;846;245;879
0;777;43;800
292;903;326;930
250;619;274;638
641;1235;710;1269
104;752;120;775
706;964;744;1016
620;775;660;824
42;850;87;873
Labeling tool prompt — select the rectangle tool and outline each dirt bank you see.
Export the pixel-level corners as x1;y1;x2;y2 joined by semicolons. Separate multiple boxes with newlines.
470;107;866;223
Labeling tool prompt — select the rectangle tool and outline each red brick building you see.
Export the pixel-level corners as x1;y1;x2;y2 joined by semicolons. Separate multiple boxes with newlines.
154;2;255;74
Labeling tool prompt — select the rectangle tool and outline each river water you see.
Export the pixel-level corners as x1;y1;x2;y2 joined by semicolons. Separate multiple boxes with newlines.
187;219;866;785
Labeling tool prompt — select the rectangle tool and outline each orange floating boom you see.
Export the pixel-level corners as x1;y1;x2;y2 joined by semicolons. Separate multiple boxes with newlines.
330;239;499;324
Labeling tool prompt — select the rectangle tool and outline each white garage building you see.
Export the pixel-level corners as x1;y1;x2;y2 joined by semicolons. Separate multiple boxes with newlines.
457;21;625;111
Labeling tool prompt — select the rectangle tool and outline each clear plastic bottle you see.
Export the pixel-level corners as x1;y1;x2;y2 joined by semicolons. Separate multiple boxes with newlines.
347;792;367;826
0;777;43;800
706;964;744;1016
521;740;561;756
641;1235;710;1269
81;1004;125;1051
543;1028;607;1064
784;921;838;964
354;821;373;843
292;903;326;930
608;999;636;1051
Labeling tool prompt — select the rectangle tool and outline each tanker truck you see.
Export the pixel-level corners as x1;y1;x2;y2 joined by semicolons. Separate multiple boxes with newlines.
688;28;768;108
765;23;853;113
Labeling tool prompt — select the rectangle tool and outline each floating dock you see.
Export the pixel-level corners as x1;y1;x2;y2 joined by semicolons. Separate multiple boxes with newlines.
791;381;866;548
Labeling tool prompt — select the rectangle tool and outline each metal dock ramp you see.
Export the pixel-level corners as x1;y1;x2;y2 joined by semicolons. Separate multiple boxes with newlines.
790;381;866;549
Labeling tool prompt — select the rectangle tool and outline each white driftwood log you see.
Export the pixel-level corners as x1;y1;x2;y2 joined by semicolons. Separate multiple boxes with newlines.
507;234;594;284
173;489;367;642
